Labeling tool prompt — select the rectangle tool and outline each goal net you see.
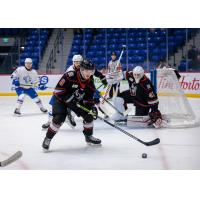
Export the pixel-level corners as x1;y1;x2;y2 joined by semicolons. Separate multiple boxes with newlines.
155;68;199;128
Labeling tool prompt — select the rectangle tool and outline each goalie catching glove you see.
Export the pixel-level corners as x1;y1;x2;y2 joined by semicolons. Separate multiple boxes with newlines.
149;110;162;128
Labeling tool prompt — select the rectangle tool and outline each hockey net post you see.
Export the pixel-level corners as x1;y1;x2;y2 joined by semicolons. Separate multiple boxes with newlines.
151;68;200;128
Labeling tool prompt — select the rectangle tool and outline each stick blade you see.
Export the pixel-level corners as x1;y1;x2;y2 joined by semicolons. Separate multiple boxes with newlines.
0;151;23;167
145;138;160;146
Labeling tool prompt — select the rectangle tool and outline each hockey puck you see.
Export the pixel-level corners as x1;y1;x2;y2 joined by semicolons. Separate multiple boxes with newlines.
142;153;147;158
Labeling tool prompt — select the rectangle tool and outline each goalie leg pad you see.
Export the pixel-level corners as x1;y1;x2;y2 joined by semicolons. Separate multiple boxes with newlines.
110;96;127;121
113;96;125;113
127;115;151;128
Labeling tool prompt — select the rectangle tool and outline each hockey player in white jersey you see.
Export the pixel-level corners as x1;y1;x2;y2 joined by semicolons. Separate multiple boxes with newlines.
66;54;83;72
11;58;47;116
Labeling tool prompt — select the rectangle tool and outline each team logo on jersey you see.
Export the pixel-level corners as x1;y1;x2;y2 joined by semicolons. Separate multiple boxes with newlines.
130;85;137;96
149;91;155;98
72;84;78;88
23;75;31;83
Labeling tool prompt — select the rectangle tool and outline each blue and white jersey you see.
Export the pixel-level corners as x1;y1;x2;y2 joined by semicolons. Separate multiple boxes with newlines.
11;66;39;89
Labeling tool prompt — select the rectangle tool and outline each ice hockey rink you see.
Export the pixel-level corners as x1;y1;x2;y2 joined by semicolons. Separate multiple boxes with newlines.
0;95;200;170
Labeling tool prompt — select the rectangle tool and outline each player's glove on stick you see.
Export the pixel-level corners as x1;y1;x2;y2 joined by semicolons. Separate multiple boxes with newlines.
12;79;20;87
89;106;98;120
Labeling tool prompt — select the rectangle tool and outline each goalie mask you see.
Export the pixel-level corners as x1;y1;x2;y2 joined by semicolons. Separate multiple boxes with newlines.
133;66;144;83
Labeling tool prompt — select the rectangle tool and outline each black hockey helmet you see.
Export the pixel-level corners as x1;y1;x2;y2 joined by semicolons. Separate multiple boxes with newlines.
111;51;117;56
80;59;95;70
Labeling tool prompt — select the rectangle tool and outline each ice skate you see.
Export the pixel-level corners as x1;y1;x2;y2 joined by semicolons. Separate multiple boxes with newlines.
40;107;48;113
42;137;51;152
85;135;101;145
14;108;21;116
42;122;50;129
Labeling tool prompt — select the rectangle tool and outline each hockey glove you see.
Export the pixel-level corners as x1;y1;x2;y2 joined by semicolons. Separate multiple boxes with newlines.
102;78;108;88
93;90;101;104
12;79;20;87
38;84;47;90
94;90;101;99
89;106;98;120
149;110;162;128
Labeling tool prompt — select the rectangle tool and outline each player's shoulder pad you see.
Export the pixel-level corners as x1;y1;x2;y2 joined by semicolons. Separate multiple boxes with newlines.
65;70;76;80
126;71;134;80
67;70;76;76
32;69;38;74
142;76;153;89
15;66;25;73
66;65;75;72
17;66;25;70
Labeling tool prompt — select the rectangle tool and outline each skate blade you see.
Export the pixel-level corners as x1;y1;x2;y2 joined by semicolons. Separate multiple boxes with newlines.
41;111;48;114
13;113;22;117
41;125;50;130
86;142;102;147
42;148;50;153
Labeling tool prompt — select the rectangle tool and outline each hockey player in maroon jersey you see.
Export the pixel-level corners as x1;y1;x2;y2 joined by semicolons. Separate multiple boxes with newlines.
113;66;162;128
42;60;101;151
41;55;108;129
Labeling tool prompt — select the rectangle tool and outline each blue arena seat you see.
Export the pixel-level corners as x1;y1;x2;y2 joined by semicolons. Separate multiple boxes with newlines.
66;28;197;71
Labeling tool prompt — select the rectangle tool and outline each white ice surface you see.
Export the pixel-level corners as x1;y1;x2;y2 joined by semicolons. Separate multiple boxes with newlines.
0;96;200;170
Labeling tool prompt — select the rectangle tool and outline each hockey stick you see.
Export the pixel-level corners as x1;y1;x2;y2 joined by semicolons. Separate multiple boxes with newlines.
19;84;55;90
77;104;160;146
0;151;23;167
94;85;131;117
96;82;105;90
99;94;131;117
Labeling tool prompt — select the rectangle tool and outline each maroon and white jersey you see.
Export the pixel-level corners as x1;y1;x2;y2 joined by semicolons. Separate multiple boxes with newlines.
126;71;159;109
53;69;95;108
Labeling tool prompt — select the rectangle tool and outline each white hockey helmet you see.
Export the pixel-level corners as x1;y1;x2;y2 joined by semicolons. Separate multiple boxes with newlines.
72;54;83;62
133;66;144;83
25;58;33;63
